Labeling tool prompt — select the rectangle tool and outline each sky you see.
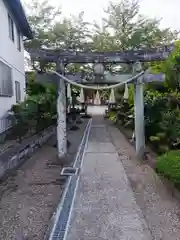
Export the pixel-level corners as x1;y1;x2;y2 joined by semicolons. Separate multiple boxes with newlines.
22;0;180;31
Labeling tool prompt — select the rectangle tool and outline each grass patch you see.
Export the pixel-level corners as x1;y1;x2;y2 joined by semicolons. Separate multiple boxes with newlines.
156;150;180;188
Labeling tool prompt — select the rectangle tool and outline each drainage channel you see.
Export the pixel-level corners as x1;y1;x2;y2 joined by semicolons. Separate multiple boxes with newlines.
47;119;92;240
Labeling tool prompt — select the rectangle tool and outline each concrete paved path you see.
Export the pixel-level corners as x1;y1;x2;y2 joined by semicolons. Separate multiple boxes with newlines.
66;114;153;240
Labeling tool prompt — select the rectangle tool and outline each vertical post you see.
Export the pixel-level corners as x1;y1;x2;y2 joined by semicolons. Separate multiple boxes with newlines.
56;60;67;159
133;62;145;159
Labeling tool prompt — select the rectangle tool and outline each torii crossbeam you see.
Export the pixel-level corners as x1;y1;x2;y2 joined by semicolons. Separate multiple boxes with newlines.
28;44;174;63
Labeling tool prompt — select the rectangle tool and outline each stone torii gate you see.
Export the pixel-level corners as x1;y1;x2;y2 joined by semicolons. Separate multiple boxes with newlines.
28;44;174;159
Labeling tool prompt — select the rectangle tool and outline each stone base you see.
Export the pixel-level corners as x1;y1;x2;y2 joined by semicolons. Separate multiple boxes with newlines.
76;119;83;124
70;125;79;131
57;153;73;166
81;114;92;119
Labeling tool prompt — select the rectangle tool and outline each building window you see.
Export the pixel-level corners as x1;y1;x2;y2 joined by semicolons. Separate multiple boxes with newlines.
0;61;13;97
15;81;21;103
8;14;14;41
17;29;21;51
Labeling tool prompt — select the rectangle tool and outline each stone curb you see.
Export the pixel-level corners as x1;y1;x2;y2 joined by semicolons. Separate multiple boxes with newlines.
0;126;55;181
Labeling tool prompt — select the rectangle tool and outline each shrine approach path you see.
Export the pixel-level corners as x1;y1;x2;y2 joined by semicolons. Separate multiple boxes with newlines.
65;105;180;240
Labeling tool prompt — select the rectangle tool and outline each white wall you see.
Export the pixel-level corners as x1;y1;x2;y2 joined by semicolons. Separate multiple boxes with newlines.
0;0;26;119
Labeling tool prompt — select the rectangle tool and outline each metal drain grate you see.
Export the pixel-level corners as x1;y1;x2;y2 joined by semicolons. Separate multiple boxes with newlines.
60;167;78;176
48;119;92;240
50;175;77;240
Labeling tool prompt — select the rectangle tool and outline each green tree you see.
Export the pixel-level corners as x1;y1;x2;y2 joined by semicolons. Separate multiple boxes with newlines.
24;0;61;49
151;41;180;90
91;0;179;51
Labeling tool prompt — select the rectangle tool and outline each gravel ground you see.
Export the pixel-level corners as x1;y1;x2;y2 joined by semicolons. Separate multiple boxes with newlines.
0;120;88;240
108;122;180;240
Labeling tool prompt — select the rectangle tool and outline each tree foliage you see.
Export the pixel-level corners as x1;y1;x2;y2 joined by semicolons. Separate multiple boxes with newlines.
24;0;179;52
151;41;180;90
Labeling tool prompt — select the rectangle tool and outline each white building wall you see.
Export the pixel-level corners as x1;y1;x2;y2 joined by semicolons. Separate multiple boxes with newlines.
0;0;26;120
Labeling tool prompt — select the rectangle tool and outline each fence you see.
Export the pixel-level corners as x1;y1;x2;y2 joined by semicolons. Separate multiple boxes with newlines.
0;115;12;135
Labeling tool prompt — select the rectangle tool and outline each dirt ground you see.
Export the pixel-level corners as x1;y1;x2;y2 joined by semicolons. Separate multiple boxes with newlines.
0;120;88;240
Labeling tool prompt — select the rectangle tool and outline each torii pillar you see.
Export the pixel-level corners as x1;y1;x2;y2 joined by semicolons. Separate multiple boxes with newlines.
56;60;67;159
133;62;145;159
